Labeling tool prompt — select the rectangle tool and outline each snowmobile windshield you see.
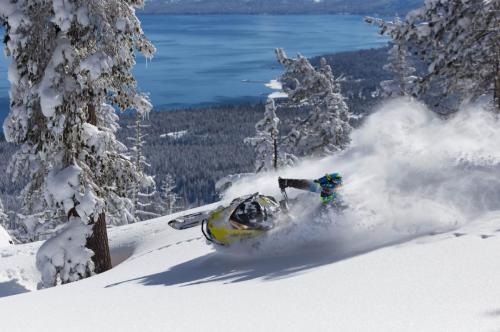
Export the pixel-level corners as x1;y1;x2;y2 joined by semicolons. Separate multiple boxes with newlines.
229;200;273;231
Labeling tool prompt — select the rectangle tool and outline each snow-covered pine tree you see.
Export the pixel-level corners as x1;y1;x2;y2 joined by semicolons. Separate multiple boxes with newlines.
0;0;155;287
136;189;160;220
0;194;52;244
160;174;178;216
0;197;9;233
10;212;54;243
365;16;417;97
368;0;499;110
126;102;157;222
275;49;352;159
245;98;282;172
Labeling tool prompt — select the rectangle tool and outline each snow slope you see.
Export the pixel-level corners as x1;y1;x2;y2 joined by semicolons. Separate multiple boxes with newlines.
0;209;499;332
0;202;223;296
0;225;12;247
1;100;500;331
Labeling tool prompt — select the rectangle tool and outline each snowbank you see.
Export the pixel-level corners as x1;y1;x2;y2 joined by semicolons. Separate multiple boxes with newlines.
0;202;222;295
36;218;94;287
265;79;282;90
0;225;12;247
0;210;499;332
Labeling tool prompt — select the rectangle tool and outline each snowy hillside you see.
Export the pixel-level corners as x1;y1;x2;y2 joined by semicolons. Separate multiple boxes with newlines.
0;207;499;331
0;225;12;247
1;100;500;331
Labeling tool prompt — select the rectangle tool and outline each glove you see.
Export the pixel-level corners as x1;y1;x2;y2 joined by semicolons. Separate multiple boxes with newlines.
278;177;288;190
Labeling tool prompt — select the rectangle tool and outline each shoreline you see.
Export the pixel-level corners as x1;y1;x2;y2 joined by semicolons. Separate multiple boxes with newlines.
149;46;387;113
0;46;389;121
138;12;381;16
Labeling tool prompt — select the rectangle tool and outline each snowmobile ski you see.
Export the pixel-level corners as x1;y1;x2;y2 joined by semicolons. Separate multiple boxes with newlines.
168;212;209;230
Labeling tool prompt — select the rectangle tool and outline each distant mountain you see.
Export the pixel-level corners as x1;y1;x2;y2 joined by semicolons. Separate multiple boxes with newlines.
143;0;423;15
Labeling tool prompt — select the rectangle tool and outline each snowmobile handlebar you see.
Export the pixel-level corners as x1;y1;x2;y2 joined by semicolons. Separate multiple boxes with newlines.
278;177;287;190
278;177;290;211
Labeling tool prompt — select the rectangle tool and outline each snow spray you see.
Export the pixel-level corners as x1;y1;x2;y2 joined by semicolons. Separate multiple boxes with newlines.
221;99;500;257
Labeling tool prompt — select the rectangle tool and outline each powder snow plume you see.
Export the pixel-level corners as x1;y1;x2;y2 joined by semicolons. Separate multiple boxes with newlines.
221;99;500;257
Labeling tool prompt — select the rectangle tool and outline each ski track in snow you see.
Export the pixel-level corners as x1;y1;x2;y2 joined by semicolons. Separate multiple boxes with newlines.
0;100;500;331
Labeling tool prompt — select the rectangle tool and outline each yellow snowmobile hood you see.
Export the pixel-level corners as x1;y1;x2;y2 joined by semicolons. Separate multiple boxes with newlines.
204;194;279;246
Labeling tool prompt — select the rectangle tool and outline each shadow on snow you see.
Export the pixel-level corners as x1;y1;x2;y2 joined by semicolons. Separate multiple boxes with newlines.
105;238;412;288
0;279;30;298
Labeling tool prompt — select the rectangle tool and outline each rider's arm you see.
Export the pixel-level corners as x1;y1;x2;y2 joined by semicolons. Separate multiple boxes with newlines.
279;178;321;193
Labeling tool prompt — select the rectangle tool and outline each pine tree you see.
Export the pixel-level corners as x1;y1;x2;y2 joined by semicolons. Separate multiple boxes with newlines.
368;0;500;110
366;16;418;97
275;49;352;159
11;212;50;243
382;42;417;98
126;103;157;222
0;0;155;286
0;198;9;233
245;98;283;172
160;174;178;216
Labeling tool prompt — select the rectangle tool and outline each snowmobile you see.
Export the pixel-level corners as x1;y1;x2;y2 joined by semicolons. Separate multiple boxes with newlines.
168;192;283;246
167;173;342;246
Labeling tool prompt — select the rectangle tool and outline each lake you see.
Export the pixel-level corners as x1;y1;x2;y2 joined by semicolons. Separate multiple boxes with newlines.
0;14;387;119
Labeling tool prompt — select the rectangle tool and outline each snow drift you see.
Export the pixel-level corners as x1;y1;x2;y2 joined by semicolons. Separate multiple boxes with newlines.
0;225;12;247
222;99;500;256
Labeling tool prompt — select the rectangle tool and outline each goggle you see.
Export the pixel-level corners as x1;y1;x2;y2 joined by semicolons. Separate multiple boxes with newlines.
316;174;342;184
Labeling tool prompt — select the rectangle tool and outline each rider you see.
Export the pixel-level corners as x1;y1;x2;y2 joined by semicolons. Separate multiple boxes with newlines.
278;173;343;204
203;173;343;246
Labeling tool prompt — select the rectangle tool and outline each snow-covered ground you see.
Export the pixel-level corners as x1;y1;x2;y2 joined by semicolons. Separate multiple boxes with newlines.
0;208;499;331
0;202;222;296
1;100;500;331
160;130;188;139
266;78;288;99
0;225;12;247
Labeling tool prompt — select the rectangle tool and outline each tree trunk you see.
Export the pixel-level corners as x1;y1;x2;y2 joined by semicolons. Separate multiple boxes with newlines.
495;70;500;113
85;101;112;272
273;135;278;171
86;213;112;272
88;102;98;125
132;112;141;220
494;2;500;113
495;42;500;113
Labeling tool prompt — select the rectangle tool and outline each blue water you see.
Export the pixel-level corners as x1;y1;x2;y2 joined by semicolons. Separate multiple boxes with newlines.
0;15;387;120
